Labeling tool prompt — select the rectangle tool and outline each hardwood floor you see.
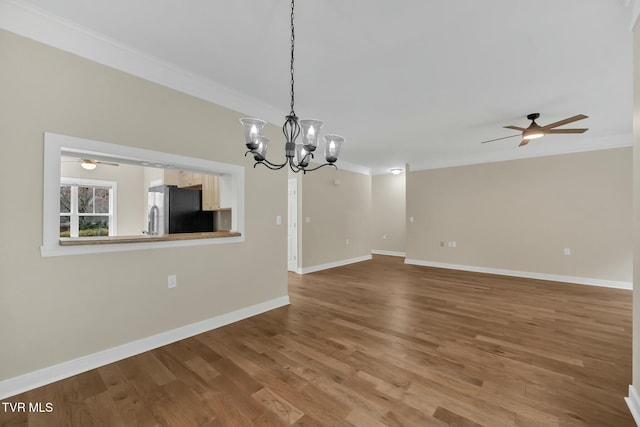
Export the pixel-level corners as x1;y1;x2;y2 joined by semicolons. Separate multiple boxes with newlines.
1;255;633;426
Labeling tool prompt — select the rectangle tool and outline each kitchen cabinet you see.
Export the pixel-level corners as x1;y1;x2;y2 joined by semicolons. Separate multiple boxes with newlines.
163;169;181;186
202;174;220;211
178;171;220;211
178;171;203;188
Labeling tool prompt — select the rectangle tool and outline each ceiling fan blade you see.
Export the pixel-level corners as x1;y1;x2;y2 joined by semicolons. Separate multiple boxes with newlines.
503;125;526;131
480;134;521;144
542;114;588;130
96;161;120;166
518;139;530;147
545;128;588;134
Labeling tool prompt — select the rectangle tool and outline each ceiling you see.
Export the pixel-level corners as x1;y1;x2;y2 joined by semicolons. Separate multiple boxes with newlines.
2;0;636;174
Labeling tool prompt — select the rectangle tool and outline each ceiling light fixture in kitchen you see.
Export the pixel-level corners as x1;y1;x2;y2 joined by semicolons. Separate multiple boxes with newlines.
239;0;344;173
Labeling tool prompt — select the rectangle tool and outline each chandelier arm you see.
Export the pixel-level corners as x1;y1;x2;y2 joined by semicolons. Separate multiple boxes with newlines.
246;150;288;169
254;160;288;171
289;157;302;173
298;162;338;174
259;157;289;168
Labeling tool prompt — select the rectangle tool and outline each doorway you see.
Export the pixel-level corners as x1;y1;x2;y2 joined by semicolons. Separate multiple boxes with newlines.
287;178;298;272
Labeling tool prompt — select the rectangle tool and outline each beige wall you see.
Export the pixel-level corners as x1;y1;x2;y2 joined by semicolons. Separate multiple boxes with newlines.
406;148;632;282
633;21;640;390
299;167;371;268
371;173;406;254
60;158;146;236
0;30;287;381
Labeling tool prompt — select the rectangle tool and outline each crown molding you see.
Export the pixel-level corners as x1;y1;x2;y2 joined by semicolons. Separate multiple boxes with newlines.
334;160;371;176
0;0;371;174
408;134;632;172
0;0;284;124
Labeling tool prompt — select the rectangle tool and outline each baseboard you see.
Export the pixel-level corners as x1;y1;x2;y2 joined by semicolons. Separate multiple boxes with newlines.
371;249;406;257
626;385;640;425
0;295;290;400
299;255;372;274
404;259;632;290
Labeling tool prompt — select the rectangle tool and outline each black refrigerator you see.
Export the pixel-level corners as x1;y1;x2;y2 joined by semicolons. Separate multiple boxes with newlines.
148;185;214;234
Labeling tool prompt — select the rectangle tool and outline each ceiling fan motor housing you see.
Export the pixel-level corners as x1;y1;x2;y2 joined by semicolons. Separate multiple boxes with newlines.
523;113;544;140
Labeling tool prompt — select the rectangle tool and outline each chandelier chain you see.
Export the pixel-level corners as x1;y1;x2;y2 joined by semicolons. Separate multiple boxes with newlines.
289;0;295;115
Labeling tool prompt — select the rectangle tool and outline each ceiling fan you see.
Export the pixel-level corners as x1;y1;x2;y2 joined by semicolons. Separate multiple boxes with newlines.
481;113;588;146
62;158;120;170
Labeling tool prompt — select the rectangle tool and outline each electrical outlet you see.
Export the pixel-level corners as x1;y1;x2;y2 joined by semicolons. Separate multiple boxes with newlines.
564;248;571;256
168;274;177;288
276;215;282;225
346;239;350;245
409;217;414;223
452;241;456;248
305;216;311;223
383;234;387;239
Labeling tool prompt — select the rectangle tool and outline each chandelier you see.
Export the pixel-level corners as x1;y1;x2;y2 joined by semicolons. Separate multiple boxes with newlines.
240;0;344;173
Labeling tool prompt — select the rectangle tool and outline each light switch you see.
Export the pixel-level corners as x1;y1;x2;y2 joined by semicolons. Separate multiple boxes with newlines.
305;217;311;223
168;274;177;288
276;215;282;225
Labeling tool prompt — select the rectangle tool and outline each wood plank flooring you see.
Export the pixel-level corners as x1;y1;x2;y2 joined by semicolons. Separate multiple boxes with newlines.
0;255;633;426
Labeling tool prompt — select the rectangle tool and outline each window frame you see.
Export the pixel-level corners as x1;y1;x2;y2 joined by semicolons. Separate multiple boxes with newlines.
60;177;117;238
42;132;245;257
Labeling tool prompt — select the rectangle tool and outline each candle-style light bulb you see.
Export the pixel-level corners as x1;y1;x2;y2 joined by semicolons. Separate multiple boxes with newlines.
299;119;323;152
296;144;310;167
323;134;343;164
240;118;266;150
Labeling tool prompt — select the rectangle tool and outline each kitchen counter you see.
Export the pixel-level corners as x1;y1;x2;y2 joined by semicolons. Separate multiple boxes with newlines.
59;231;241;246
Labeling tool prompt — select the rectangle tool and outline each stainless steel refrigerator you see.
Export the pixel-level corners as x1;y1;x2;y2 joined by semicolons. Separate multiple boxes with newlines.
147;185;214;235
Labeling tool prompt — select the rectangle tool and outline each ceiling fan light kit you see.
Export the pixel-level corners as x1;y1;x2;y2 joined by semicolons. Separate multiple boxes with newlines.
80;159;97;170
68;158;120;169
239;0;344;173
521;113;545;140
481;112;589;147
